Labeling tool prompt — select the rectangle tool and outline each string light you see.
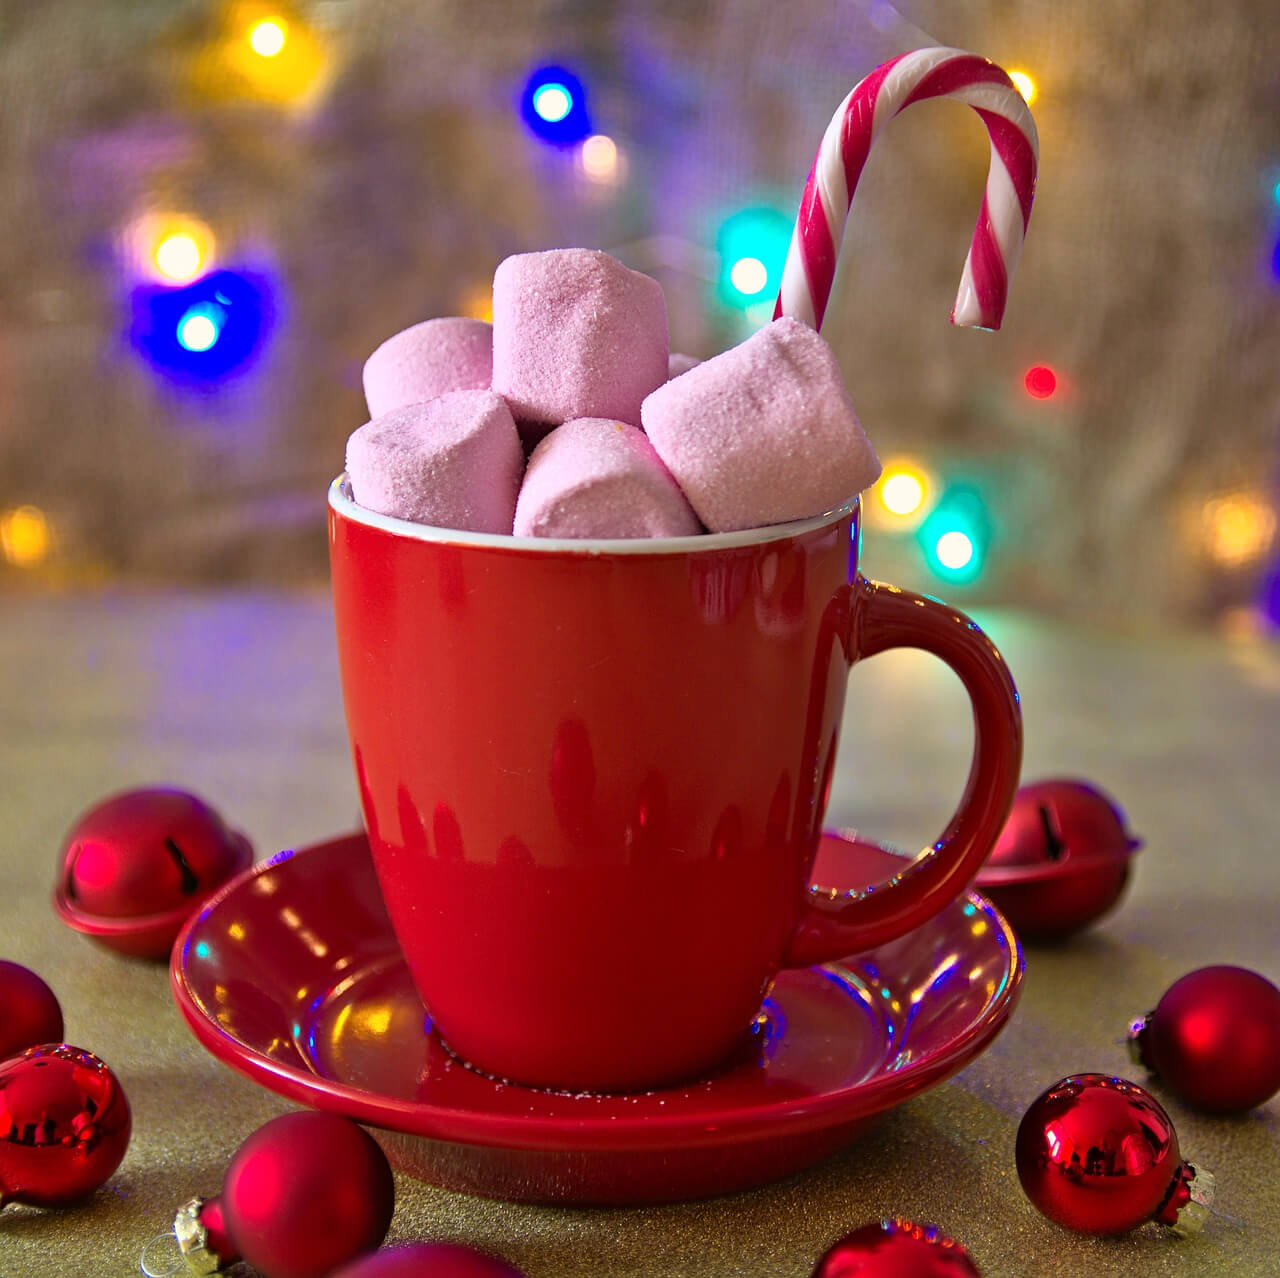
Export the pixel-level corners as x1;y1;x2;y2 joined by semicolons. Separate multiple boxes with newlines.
1201;492;1277;567
1024;364;1058;399
716;206;792;311
870;458;934;530
126;214;216;284
132;269;273;384
248;18;287;58
918;485;990;585
521;65;592;145
578;134;622;183
1;506;52;567
1008;69;1037;105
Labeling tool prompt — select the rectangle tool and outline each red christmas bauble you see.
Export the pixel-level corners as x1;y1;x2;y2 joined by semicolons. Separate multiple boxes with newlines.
0;961;63;1061
53;787;253;958
975;779;1141;940
811;1219;980;1276
1016;1074;1212;1236
333;1241;528;1277
1130;965;1280;1113
0;1043;132;1209
220;1111;394;1278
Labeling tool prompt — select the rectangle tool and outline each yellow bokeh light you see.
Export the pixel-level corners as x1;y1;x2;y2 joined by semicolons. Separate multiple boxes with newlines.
249;18;287;57
872;459;933;528
460;284;493;323
579;134;621;182
154;232;204;282
1008;69;1037;105
1;506;52;566
1202;493;1277;566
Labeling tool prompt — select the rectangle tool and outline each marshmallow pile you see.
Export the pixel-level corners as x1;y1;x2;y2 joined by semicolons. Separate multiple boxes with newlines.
346;248;881;538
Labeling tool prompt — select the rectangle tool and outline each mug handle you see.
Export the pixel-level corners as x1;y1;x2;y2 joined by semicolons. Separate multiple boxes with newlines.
783;575;1023;968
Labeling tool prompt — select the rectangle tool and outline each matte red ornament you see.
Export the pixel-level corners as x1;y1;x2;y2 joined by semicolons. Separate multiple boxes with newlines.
53;788;253;959
811;1218;980;1276
1015;1074;1213;1236
0;1043;132;1208
220;1111;394;1278
975;778;1141;940
333;1241;528;1277
0;960;63;1061
1129;965;1280;1113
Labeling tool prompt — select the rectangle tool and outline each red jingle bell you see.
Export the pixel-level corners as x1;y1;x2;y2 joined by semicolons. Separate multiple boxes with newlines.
333;1241;528;1277
0;1043;132;1209
53;788;253;958
974;778;1141;940
1129;965;1280;1113
219;1110;395;1278
1016;1073;1213;1236
0;960;63;1061
810;1218;980;1276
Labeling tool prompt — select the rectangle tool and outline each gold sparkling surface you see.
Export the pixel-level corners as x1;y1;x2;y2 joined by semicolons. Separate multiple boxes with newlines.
2;592;1279;1276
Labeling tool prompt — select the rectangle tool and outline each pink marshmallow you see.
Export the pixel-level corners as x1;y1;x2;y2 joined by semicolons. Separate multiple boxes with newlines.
667;352;701;379
362;317;492;418
491;250;669;439
346;389;523;534
513;418;701;540
641;318;881;533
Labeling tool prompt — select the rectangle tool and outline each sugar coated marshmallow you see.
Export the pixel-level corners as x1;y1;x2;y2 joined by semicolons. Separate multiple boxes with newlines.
641;317;881;533
346;389;523;534
667;352;701;379
362;317;492;418
491;249;669;438
514;417;701;539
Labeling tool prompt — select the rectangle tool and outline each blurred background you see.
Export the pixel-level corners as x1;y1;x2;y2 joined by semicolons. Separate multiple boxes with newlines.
1;0;1277;624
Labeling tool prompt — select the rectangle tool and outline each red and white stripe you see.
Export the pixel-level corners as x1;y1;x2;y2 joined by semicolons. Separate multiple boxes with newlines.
774;47;1039;332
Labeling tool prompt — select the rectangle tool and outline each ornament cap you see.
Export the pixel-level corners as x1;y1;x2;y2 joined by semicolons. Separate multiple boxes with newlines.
1170;1164;1216;1238
1126;1012;1153;1067
174;1197;227;1275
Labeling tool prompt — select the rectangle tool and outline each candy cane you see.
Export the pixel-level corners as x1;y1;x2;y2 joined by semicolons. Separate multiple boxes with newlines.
774;47;1039;332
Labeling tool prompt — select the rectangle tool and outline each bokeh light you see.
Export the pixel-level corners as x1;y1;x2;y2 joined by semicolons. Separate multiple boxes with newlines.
1202;492;1277;567
728;256;769;296
918;485;990;585
870;459;935;530
717;206;792;311
1;506;52;567
132;268;274;384
578;134;621;183
1008;69;1038;105
126;214;216;284
1024;364;1058;399
248;18;287;58
520;65;592;146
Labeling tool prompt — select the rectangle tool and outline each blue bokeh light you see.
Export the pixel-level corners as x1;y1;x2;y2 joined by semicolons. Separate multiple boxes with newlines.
131;269;273;384
917;484;991;586
715;206;793;310
520;64;592;146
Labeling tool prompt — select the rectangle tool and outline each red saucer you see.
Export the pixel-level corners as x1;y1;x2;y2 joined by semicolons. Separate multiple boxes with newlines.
171;830;1021;1205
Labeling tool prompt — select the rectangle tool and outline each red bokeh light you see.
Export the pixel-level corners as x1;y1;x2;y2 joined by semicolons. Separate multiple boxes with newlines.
1024;365;1058;399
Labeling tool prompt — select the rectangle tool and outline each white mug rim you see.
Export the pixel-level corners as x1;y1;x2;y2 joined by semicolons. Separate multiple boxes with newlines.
329;475;859;557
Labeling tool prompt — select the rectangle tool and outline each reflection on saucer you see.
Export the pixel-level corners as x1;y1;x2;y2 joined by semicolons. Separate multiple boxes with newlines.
173;830;1021;1205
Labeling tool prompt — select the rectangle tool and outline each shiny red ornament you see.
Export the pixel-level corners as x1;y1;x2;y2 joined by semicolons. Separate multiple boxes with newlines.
1130;965;1280;1113
1016;1074;1213;1236
0;960;63;1060
333;1241;528;1277
0;1043;132;1208
53;787;253;958
220;1111;394;1278
810;1218;980;1276
975;778;1141;940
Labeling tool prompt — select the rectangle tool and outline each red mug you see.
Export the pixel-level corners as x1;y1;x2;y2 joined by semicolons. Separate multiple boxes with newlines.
329;476;1021;1092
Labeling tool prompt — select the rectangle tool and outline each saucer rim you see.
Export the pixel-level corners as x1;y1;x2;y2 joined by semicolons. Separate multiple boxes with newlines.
171;831;1023;1152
